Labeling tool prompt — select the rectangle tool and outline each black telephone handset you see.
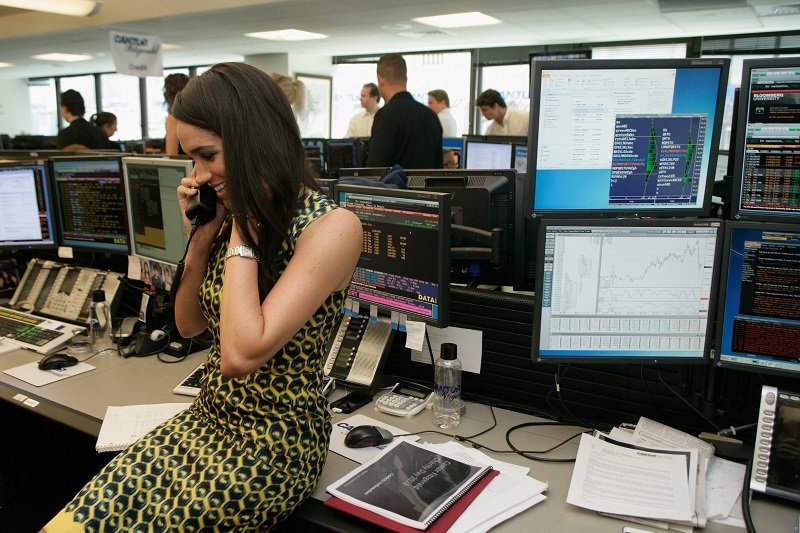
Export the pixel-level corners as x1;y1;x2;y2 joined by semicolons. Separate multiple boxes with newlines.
185;184;217;226
171;184;217;307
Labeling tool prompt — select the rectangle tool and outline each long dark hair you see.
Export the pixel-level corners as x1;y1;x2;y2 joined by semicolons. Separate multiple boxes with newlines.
172;62;318;298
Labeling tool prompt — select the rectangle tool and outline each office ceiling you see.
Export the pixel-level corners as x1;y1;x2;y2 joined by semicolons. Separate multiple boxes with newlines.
0;0;798;80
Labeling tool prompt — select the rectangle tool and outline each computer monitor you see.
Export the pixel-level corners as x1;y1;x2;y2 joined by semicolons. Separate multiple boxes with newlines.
532;218;723;364
303;138;326;175
463;136;526;170
326;139;363;177
442;137;464;169
715;221;800;377
405;169;523;288
514;144;528;175
730;58;800;222
50;155;129;253
0;159;56;250
122;157;193;265
333;184;451;327
528;58;729;217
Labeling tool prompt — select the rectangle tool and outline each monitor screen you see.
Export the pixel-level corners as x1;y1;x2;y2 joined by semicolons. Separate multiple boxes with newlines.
532;218;722;363
715;221;800;376
0;159;56;250
730;58;800;221
529;58;729;217
326;139;362;177
50;155;129;253
122;157;193;265
464;141;513;169
334;184;450;327
514;145;528;174
405;169;523;289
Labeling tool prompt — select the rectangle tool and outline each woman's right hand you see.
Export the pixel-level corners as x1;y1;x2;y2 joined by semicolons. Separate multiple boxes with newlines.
177;167;227;245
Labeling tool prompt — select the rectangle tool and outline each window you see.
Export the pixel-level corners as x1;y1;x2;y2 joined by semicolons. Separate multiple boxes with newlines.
28;78;57;135
332;52;471;138
60;75;96;128
145;68;190;140
479;64;530;135
591;43;688;59
100;73;142;141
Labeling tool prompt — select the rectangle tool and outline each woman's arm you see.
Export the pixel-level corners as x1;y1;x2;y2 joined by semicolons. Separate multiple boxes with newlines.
173;174;228;338
165;114;180;155
219;208;362;377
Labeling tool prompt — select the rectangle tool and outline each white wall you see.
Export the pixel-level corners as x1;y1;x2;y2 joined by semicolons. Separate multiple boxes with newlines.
0;78;33;135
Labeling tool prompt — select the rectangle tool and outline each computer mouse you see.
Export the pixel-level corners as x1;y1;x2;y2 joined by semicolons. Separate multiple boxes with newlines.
344;425;395;448
38;353;79;371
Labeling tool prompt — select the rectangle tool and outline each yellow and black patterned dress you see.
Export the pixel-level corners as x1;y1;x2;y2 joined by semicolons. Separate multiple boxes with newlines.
46;191;345;532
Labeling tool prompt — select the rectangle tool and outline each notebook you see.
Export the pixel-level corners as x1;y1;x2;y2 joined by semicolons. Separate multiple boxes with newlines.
95;403;191;452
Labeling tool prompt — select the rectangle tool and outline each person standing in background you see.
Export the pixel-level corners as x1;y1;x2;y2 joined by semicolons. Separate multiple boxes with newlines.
164;73;190;155
344;83;380;137
91;112;120;150
366;54;442;169
270;73;306;118
476;89;529;136
427;89;457;137
57;90;111;150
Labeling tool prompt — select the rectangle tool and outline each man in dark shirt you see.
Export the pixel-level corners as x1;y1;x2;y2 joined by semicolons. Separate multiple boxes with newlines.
366;54;442;169
57;89;112;150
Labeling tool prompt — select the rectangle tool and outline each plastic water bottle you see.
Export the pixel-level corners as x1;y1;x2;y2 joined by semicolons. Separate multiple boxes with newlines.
90;289;111;345
433;342;464;429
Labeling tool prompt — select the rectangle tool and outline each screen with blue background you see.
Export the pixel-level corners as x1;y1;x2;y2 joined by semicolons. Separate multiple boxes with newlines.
531;63;725;214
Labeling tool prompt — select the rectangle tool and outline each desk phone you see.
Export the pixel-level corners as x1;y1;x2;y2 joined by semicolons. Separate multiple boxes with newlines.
9;259;123;323
375;382;433;417
323;313;394;387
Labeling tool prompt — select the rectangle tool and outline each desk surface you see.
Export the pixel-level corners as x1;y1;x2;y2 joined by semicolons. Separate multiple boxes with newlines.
0;345;795;532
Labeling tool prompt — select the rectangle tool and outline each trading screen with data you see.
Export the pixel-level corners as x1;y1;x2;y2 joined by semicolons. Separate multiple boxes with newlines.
335;185;450;327
716;222;800;376
533;219;722;363
529;58;728;216
731;58;800;221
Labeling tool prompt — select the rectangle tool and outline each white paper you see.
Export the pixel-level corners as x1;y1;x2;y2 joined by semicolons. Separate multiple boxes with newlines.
403;320;426;351
329;413;419;464
0;340;17;355
705;456;746;520
410;325;483;373
96;402;190;452
4;361;95;386
567;433;693;522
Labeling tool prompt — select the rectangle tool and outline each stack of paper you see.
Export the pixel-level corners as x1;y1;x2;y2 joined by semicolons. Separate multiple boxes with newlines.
567;417;746;531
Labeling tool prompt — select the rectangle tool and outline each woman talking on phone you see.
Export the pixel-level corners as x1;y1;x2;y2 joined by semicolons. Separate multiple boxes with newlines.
42;62;362;531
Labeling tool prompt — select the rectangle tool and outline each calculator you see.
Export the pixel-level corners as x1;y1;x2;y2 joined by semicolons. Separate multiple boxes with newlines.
375;382;434;417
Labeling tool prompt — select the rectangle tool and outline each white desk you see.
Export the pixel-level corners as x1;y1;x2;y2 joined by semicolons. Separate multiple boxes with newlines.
0;347;795;532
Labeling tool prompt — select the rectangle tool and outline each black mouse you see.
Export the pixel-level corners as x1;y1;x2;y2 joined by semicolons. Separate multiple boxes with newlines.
344;425;395;448
38;353;78;371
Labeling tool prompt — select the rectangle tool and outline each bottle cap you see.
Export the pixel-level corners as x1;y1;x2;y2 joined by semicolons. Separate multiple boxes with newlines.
92;289;106;303
441;342;457;360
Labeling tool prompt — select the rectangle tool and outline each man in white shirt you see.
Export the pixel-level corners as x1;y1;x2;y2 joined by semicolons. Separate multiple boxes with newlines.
344;82;380;137
427;89;457;137
476;89;529;136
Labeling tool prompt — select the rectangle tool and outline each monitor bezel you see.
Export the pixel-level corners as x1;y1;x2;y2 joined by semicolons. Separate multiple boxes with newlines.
527;57;730;219
332;183;451;328
714;220;800;377
404;168;526;289
462;135;526;171
532;217;724;365
122;156;194;266
729;57;800;222
0;158;58;251
49;154;130;254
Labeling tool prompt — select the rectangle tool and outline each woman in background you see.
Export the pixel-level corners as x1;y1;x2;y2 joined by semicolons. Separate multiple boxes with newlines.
163;73;190;154
42;62;362;531
270;73;306;117
90;111;119;150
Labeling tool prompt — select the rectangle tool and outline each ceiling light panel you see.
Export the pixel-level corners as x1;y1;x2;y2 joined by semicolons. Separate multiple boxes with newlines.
244;29;328;41
32;53;93;62
0;0;101;17
412;11;501;28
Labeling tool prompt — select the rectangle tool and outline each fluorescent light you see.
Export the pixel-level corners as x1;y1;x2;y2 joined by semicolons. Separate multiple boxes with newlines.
413;11;501;28
32;53;93;62
0;62;13;68
0;0;101;17
161;43;183;51
245;29;328;41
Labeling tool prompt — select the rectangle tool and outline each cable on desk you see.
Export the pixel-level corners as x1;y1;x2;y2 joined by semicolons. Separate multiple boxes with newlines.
742;453;756;533
553;364;596;430
640;363;664;422
505;421;590;463
655;365;721;432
